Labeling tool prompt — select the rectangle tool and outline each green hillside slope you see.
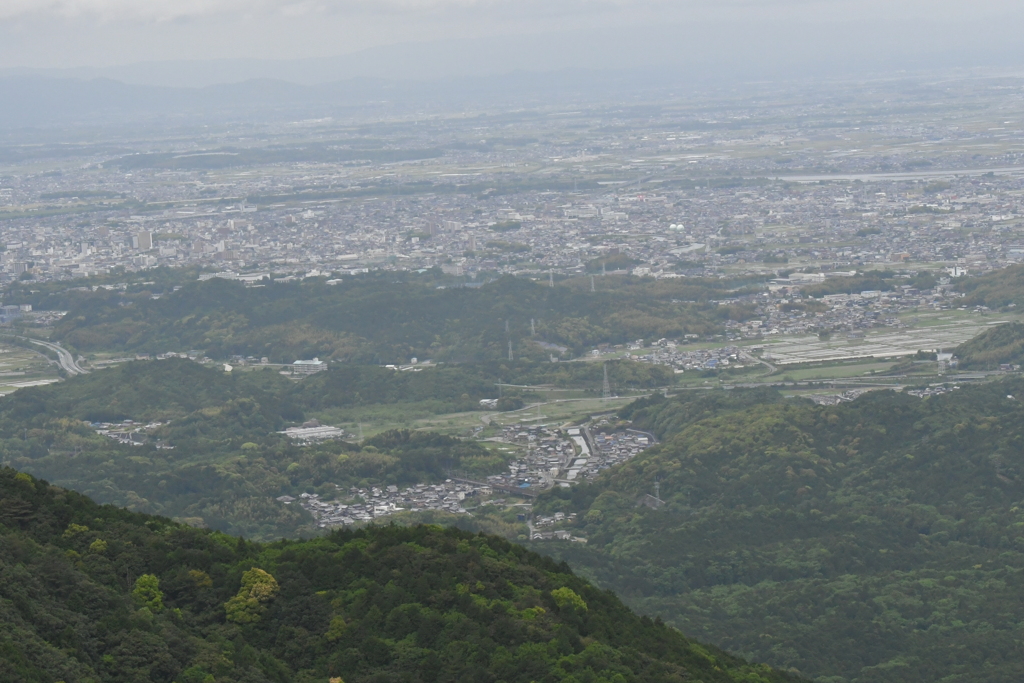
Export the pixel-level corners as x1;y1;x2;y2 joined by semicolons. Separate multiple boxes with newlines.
0;467;801;683
0;360;514;540
954;322;1024;369
44;274;751;362
958;263;1024;310
532;383;1024;682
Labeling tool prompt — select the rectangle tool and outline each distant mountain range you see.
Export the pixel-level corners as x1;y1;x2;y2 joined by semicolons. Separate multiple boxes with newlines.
3;16;1024;130
0;68;681;130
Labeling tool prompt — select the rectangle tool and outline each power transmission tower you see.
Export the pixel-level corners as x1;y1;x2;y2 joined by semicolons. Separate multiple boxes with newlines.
654;479;661;501
590;275;595;292
549;270;554;287
602;363;611;399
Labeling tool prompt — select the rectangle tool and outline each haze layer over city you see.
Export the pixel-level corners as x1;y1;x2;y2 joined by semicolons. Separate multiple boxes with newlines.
5;72;1024;276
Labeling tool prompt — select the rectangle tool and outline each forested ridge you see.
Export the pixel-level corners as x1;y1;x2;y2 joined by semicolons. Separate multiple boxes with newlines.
954;322;1024;369
957;263;1024;310
532;381;1024;682
0;467;803;683
40;274;753;363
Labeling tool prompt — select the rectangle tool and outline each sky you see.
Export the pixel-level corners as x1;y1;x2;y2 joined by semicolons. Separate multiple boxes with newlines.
1;0;1024;82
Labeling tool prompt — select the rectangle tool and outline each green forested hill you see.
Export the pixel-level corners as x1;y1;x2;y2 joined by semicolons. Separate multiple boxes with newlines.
0;467;802;683
957;263;1024;310
0;360;519;540
532;382;1024;682
0;357;305;424
954;322;1024;369
45;274;751;362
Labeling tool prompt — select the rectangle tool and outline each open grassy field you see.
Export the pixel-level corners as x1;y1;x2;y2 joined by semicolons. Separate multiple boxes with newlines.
0;343;62;395
309;393;645;441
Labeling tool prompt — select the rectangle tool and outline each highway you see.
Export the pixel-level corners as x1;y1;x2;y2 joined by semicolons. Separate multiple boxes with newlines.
27;338;89;376
740;350;777;377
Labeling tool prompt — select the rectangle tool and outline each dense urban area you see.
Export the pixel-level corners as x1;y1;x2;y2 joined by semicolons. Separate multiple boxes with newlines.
3;77;1024;289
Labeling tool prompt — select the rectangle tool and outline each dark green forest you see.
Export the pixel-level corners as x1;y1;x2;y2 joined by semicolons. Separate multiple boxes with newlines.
0;467;803;683
531;382;1024;682
958;263;1024;310
954;322;1024;369
31;274;753;363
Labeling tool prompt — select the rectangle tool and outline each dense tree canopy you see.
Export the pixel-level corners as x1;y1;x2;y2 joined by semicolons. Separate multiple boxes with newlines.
533;381;1024;682
45;274;751;362
958;263;1024;310
0;467;802;683
954;322;1024;369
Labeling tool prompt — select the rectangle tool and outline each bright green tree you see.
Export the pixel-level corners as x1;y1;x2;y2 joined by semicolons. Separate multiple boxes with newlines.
132;574;164;612
551;587;587;612
225;568;279;624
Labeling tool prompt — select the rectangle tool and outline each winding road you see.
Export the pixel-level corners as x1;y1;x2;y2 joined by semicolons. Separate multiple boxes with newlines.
27;338;88;376
740;350;777;377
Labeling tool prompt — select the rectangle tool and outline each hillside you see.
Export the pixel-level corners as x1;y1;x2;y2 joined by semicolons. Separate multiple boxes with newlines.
531;382;1024;682
40;274;752;363
957;263;1024;310
0;466;802;683
0;357;674;540
953;322;1024;369
0;359;514;540
291;356;673;411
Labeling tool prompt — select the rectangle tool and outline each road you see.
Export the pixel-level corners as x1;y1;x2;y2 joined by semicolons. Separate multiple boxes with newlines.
450;477;538;498
741;350;777;376
28;339;88;376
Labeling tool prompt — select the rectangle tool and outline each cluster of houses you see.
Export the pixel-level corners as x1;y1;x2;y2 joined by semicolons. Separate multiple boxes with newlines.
496;424;578;489
635;342;745;373
720;282;968;343
585;430;652;478
494;422;654;486
805;389;872;405
278;420;345;442
531;511;587;542
283;480;488;528
280;418;654;530
92;420;171;448
906;385;962;399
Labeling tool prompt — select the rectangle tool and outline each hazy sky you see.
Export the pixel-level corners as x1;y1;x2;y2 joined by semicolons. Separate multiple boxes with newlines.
1;0;1023;78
